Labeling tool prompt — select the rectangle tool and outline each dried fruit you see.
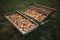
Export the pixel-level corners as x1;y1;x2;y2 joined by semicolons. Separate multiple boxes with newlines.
23;9;46;21
7;12;36;32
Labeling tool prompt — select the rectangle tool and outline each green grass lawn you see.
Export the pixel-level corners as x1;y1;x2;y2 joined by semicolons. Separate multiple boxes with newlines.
0;0;60;40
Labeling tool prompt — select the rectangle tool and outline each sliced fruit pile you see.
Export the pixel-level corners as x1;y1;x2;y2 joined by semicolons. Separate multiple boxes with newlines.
30;4;54;13
23;9;46;21
7;12;36;32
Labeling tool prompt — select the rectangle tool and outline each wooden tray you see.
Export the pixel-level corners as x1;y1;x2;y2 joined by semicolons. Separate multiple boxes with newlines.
5;11;38;35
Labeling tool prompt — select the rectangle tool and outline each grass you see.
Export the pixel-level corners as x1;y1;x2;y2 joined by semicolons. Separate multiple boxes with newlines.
0;0;60;40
